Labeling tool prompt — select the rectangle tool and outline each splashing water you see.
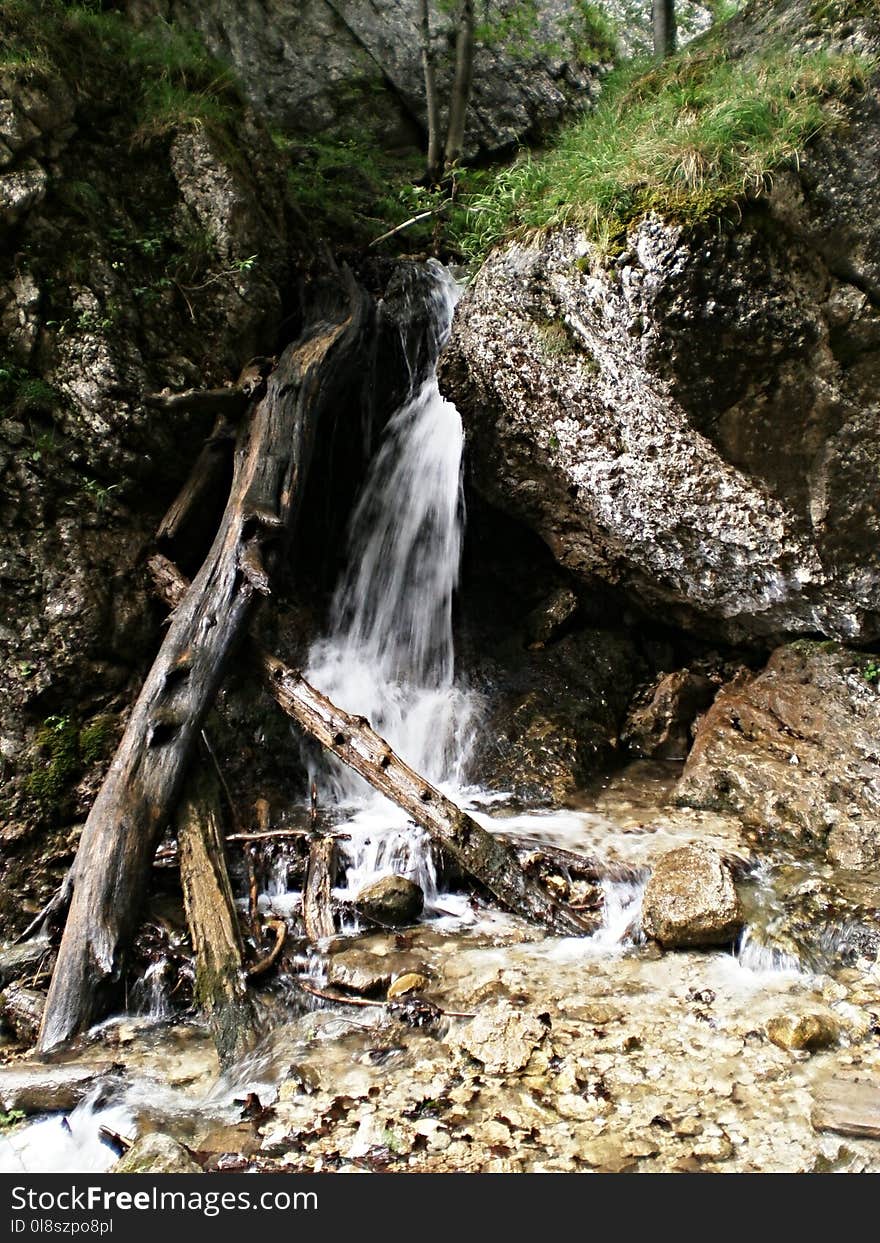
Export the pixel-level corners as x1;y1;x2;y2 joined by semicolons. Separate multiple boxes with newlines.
305;261;480;895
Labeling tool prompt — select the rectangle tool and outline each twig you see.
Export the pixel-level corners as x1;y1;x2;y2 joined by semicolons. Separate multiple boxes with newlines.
225;829;311;844
246;918;286;978
368;205;449;248
297;978;473;1019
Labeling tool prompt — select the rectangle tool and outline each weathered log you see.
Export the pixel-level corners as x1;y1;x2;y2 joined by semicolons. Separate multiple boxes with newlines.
0;982;45;1044
148;556;592;938
303;837;336;942
156;411;237;549
39;277;372;1053
0;938;51;988
176;765;259;1067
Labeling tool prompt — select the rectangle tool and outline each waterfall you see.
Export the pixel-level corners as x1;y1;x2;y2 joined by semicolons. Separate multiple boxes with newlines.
304;261;479;895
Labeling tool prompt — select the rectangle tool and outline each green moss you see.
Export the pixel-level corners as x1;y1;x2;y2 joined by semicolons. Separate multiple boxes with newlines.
535;318;576;357
456;38;874;261
23;711;117;817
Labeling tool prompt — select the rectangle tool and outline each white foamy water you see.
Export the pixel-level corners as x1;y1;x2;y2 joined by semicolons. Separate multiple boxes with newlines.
305;262;481;896
0;1091;134;1175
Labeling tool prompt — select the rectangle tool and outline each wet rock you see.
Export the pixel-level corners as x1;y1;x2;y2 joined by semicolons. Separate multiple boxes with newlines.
387;972;429;998
677;643;880;864
449;1001;548;1075
113;1133;203;1174
355;875;424;927
641;844;743;948
0;982;45;1044
327;950;393;996
623;669;719;761
812;1076;880;1139
0;159;47;224
0;1063;124;1114
766;1011;840;1052
525;586;578;649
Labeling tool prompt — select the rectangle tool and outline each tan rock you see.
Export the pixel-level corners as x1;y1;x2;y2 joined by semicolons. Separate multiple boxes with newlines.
766;1011;840;1052
642;844;743;947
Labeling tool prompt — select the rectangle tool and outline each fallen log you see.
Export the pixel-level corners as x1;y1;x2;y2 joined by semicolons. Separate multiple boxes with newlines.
303;837;336;942
0;1063;125;1115
176;765;259;1067
39;276;372;1053
148;556;592;939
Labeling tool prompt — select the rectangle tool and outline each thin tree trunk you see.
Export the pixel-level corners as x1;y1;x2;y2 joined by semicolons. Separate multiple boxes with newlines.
419;0;443;181
443;0;476;170
652;0;676;59
38;278;371;1053
176;764;258;1067
147;556;593;938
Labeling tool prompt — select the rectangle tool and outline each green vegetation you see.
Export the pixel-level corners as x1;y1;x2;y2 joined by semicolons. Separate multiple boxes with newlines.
457;41;872;260
23;711;117;816
564;1;619;65
859;657;880;684
0;1;241;140
811;0;880;23
0;361;59;420
0;1110;26;1130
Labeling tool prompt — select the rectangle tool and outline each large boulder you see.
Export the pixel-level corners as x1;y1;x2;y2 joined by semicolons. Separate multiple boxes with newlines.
676;642;880;867
442;8;880;643
113;1132;203;1174
641;844;743;947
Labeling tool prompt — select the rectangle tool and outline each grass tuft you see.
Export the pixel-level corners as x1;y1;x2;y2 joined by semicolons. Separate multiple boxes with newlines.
456;41;873;261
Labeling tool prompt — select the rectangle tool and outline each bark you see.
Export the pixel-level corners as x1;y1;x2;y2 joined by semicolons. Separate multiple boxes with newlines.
38;276;371;1053
652;0;677;59
144;387;250;418
419;0;443;181
0;983;45;1045
176;764;259;1067
444;0;476;169
303;837;336;942
156;411;237;551
147;556;593;938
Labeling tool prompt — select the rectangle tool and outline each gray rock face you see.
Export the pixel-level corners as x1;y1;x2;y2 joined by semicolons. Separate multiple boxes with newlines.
676;643;880;867
442;70;880;643
132;0;603;156
641;844;743;947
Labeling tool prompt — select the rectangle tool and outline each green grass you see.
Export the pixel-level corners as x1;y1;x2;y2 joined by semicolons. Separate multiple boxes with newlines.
456;41;873;261
0;2;241;140
0;361;59;419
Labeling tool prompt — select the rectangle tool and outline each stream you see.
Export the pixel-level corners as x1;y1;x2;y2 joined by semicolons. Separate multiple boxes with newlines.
3;263;880;1175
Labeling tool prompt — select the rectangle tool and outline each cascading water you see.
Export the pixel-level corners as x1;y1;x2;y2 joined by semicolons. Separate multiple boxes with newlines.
305;261;480;900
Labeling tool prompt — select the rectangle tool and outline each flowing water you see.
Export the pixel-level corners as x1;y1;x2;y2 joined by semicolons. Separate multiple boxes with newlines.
4;262;879;1174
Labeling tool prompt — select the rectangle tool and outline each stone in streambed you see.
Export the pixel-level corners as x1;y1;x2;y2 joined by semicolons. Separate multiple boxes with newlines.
355;875;423;926
766;1011;840;1052
449;1000;548;1075
641;844;742;948
327;949;429;997
387;972;429;998
114;1132;202;1174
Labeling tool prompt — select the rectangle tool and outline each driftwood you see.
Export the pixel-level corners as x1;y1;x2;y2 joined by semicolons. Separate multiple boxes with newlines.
247;918;287;979
156;411;237;550
0;982;45;1045
303;837;336;942
176;765;259;1066
148;556;592;939
38;278;371;1053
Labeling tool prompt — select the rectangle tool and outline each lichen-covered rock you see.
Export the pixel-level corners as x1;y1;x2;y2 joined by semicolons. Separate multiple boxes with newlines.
113;1132;203;1174
641;844;742;947
354;875;424;927
130;0;604;157
449;1000;548;1075
442;21;880;642
676;643;880;865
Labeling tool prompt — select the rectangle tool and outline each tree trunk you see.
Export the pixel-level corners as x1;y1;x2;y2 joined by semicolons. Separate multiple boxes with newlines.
148;555;592;938
38;277;371;1054
419;0;443;181
176;764;259;1067
652;0;676;59
443;0;476;170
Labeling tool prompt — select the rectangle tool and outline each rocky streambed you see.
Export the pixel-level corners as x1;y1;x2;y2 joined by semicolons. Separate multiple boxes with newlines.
2;753;879;1176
